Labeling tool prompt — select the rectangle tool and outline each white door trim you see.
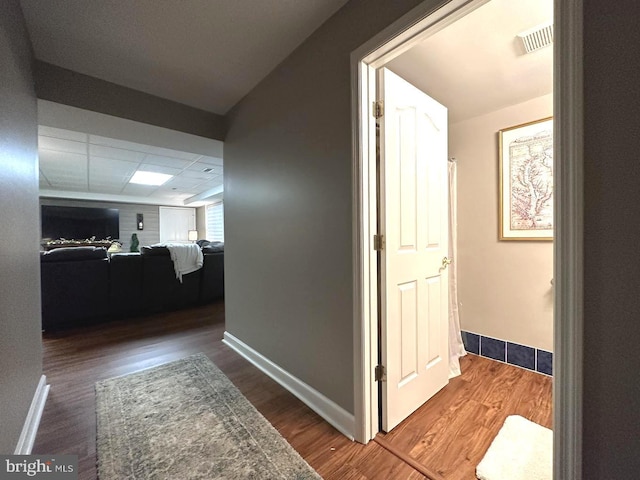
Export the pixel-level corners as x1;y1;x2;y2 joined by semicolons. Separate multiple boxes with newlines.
350;1;584;478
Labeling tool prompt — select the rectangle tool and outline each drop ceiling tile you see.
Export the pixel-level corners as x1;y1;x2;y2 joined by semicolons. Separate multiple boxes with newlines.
198;177;224;188
150;191;192;202
39;136;87;155
89;181;129;192
180;170;216;182
89;135;159;154
40;174;86;186
89;184;124;194
48;181;87;190
89;175;130;185
38;126;87;142
39;150;88;177
142;154;192;169
198;156;224;166
45;169;86;179
191;187;214;197
148;187;179;195
173;193;193;201
185;163;222;175
37;128;223;203
42;169;85;180
143;146;202;161
137;163;183;176
46;179;88;190
90;156;139;176
89;137;201;162
89;145;147;162
163;177;204;189
121;183;157;196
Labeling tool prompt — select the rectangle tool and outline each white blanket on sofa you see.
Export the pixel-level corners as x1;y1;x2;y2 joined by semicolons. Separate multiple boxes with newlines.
161;243;203;283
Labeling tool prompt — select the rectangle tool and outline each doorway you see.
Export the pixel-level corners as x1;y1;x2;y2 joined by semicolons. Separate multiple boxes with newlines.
351;0;584;478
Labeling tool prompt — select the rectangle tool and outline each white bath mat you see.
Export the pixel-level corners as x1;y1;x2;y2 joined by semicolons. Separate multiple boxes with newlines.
476;415;552;480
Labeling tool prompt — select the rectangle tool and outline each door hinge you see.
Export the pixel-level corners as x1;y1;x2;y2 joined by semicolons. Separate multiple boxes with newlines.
373;234;385;251
375;364;386;382
373;100;384;119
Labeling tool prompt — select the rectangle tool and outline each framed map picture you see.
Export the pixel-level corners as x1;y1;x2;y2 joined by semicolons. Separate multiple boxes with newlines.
499;117;553;241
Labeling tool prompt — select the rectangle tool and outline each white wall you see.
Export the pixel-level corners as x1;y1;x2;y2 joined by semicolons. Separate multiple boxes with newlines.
450;94;553;351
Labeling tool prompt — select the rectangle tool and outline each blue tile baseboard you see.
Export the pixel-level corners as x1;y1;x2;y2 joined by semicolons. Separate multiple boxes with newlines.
461;330;553;376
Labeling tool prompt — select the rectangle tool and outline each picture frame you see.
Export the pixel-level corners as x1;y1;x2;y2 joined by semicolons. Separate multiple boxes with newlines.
499;117;553;241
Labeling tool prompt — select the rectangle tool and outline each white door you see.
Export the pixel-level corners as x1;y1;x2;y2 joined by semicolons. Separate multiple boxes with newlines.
379;68;450;432
159;206;196;243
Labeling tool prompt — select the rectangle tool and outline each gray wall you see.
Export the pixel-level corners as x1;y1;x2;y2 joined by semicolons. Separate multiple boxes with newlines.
582;0;640;476
5;0;637;471
39;198;160;251
35;61;226;141
225;0;640;472
224;0;426;412
0;0;43;454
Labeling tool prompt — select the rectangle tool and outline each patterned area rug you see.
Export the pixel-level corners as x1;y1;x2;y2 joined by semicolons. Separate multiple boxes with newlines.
96;353;322;479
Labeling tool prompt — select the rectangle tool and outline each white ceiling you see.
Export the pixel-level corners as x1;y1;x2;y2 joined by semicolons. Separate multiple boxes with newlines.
39;126;223;206
387;0;553;123
19;0;350;115
28;0;552;207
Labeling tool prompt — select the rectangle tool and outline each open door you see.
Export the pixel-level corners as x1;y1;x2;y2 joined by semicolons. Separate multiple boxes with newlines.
378;68;450;432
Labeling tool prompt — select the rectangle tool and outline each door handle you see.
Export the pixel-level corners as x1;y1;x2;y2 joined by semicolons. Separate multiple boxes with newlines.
440;256;452;272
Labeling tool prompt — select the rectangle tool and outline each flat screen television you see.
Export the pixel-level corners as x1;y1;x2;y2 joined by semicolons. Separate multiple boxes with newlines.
41;205;120;241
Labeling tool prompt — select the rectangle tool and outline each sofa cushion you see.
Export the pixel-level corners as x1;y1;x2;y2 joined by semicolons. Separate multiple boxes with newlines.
140;245;170;256
202;242;224;253
41;246;108;262
109;253;143;317
40;249;110;330
200;251;224;303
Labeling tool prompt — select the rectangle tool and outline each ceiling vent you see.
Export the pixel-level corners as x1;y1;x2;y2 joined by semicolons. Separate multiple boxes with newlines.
202;167;214;173
517;22;553;54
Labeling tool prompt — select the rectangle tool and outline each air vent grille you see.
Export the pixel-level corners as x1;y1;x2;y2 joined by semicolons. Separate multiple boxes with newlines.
517;22;553;54
203;167;214;173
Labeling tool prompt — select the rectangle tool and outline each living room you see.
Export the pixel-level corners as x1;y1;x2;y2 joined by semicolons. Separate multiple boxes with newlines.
35;100;227;331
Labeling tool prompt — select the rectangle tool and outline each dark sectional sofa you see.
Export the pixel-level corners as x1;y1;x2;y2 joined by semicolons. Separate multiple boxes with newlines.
40;243;224;331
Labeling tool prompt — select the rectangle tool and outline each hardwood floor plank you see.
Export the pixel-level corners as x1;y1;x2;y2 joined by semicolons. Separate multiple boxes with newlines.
374;434;445;480
33;306;551;480
33;304;420;479
378;354;553;480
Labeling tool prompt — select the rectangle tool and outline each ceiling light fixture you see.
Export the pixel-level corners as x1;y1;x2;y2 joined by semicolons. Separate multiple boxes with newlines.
129;171;173;186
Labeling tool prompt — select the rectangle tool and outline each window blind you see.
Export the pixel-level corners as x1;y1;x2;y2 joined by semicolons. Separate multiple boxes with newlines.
206;202;224;241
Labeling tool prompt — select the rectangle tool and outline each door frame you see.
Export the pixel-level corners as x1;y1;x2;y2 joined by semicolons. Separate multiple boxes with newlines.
350;1;583;478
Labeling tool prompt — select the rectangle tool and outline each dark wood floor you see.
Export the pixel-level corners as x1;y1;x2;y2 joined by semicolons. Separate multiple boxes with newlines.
33;303;552;479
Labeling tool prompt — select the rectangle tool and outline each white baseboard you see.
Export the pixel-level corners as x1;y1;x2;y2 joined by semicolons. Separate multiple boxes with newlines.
223;332;355;440
14;375;50;454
